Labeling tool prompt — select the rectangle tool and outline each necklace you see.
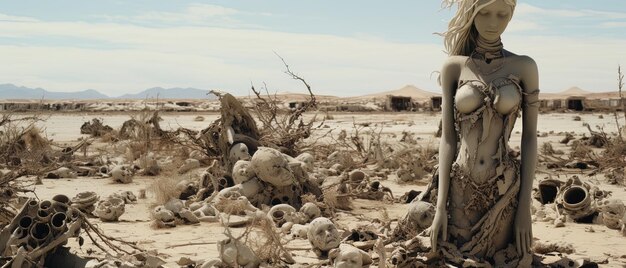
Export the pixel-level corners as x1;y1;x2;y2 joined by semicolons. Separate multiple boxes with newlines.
471;36;505;75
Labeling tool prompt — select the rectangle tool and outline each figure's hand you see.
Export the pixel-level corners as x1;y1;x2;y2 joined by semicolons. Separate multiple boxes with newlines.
514;207;532;256
430;207;447;252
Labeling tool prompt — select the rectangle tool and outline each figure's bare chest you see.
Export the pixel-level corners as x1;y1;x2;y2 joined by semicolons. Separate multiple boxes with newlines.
454;60;522;115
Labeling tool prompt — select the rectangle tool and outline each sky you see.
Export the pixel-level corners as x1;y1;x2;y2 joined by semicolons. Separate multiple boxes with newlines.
1;1;626;97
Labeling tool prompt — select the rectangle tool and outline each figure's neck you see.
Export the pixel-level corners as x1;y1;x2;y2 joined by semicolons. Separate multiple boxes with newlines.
475;36;503;61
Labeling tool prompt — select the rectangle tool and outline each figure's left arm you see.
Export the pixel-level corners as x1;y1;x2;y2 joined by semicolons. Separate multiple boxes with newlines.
516;56;540;255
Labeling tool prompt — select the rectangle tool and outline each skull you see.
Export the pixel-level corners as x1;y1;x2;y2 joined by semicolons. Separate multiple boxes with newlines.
152;205;176;227
232;160;255;184
175;179;198;200
390;247;409;266
214;187;257;215
268;204;297;227
290;224;309;239
217;238;260;268
164;198;185;214
597;198;625;229
329;244;372;268
95;197;125;222
71;191;99;214
251;147;295;187
229;143;251;163
109;191;137;204
179;159;201;174
178;208;200;224
295;152;315;172
110;165;133;184
194;203;218;217
307;217;341;254
239;178;262;201
407;201;435;230
300;202;322;222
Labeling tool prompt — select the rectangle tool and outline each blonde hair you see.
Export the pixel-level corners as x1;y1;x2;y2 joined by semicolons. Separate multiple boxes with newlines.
441;0;516;56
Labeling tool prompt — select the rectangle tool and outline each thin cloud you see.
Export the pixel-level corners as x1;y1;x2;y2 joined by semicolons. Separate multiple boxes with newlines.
0;5;624;96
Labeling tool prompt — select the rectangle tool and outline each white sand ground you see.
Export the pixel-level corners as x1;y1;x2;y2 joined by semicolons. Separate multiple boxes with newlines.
11;111;626;267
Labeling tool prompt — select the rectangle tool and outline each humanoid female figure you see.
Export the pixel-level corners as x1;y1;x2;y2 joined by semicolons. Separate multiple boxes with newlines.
430;0;539;266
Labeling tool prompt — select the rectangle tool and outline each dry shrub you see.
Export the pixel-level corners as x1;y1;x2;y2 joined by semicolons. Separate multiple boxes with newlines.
149;176;181;206
244;216;293;265
569;140;593;160
540;142;557;155
249;55;319;157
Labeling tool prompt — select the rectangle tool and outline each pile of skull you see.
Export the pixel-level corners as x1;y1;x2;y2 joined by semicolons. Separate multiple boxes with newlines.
0;195;82;266
151;145;321;228
534;176;626;235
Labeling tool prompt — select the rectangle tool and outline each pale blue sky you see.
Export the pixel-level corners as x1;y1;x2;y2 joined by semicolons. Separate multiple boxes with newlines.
1;1;625;96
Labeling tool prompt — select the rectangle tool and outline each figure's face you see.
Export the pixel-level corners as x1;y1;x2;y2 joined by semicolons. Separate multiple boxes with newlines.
308;218;340;251
334;250;363;268
232;160;254;184
473;0;513;41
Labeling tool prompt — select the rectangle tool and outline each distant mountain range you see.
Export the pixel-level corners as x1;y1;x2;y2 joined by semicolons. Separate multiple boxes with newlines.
0;84;216;100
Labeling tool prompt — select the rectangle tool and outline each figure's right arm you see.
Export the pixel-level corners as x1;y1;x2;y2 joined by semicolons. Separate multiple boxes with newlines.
431;57;459;250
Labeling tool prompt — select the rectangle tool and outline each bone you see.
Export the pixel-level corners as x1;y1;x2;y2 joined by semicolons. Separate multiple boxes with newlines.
251;147;296;187
299;202;322;223
597;198;625;230
329;244;372;268
71;191;100;214
110;165;134;184
232;160;255;184
95;197;126;222
217;237;261;268
406;200;435;230
268;204;297;227
307;217;341;256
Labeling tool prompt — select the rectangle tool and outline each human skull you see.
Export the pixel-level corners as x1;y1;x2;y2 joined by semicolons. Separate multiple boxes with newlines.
390;247;409;266
307;217;341;253
152;206;176;227
229;143;250;162
213;187;257;215
164;198;185;214
178;208;200;224
217;238;260;268
175;179;198;200
251;147;295;187
295;152;315;172
71;191;99;214
110;165;133;184
300;202;322;222
597;198;626;229
95;197;125;222
268;204;297;227
239;178;262;201
232;160;255;184
109;191;137;204
290;224;309;239
407;201;435;230
330;244;372;268
194;203;218;218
